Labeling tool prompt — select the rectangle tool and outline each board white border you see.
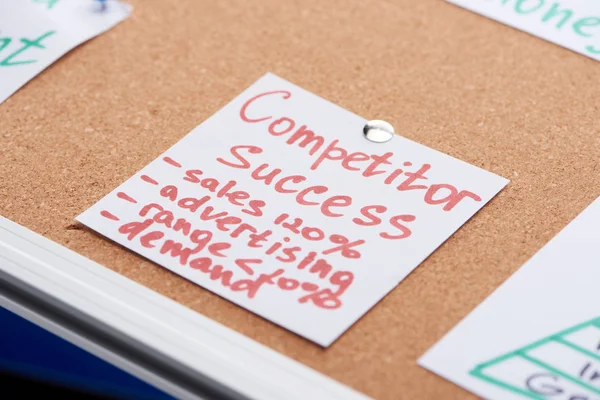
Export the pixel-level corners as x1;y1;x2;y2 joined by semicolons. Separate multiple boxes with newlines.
0;216;370;400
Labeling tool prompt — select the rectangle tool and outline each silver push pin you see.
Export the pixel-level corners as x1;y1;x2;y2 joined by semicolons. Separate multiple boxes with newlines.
363;120;395;143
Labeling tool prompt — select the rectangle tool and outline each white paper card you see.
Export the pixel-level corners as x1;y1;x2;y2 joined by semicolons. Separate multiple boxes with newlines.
0;0;131;104
77;73;508;346
420;197;600;399
447;0;600;62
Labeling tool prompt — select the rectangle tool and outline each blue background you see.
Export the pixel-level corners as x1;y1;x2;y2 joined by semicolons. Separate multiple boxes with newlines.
0;306;174;399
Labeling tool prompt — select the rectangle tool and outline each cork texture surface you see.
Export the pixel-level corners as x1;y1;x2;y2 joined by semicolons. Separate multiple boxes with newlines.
1;0;599;398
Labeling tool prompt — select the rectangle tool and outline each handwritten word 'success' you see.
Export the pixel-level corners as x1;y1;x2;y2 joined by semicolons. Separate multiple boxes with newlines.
0;31;55;67
238;91;482;211
214;90;485;240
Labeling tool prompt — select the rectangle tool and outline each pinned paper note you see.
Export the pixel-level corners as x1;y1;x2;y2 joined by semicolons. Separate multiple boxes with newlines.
447;0;600;61
420;197;600;399
471;318;600;399
0;0;130;104
77;73;508;346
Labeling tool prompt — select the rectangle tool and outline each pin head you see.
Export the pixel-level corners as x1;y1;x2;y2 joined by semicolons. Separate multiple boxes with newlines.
95;0;108;12
363;120;395;143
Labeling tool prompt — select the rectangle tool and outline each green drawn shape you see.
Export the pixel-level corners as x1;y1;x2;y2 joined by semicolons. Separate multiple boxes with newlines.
554;336;600;364
519;351;600;396
470;316;600;399
0;38;11;54
471;358;545;400
32;0;60;9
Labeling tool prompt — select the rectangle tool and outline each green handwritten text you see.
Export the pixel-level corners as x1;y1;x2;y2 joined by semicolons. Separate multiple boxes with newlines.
0;31;56;67
498;0;600;54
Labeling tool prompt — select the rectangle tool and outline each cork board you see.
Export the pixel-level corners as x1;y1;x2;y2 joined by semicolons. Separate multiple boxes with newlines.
1;0;599;398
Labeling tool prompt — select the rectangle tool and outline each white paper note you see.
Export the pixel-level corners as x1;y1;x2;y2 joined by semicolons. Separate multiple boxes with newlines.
0;0;131;104
420;197;600;399
447;0;600;62
77;73;508;346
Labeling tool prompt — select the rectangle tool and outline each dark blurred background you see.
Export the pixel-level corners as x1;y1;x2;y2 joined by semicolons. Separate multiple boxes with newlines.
0;306;173;399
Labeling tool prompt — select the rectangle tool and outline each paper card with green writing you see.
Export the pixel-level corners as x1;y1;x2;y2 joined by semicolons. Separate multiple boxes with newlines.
420;197;600;399
77;73;508;346
447;0;600;61
471;317;600;399
0;0;131;104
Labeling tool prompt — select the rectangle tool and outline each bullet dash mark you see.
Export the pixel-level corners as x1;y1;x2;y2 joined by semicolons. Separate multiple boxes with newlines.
117;192;137;203
141;175;159;185
100;210;120;221
163;157;182;168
